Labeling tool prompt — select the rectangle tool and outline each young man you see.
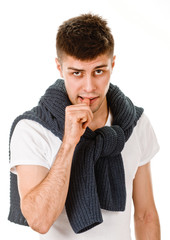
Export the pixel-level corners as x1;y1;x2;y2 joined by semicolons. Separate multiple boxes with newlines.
9;14;160;239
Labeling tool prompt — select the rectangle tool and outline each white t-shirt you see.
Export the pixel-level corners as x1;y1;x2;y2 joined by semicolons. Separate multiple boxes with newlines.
10;112;159;240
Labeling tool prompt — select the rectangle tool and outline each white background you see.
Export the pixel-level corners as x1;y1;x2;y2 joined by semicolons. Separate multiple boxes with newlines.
0;0;170;239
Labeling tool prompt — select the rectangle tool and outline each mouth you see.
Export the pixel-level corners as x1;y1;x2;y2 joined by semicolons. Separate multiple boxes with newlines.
78;96;99;105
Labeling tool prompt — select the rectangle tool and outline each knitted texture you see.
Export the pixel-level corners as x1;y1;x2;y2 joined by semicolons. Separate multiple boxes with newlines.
8;79;144;233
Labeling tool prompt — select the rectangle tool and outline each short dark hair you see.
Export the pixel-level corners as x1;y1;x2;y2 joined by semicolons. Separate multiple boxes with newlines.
56;13;114;61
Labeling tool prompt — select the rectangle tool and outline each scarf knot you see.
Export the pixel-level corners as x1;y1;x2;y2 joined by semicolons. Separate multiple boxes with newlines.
82;126;125;162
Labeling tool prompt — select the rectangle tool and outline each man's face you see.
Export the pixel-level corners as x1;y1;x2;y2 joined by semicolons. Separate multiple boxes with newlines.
56;54;115;114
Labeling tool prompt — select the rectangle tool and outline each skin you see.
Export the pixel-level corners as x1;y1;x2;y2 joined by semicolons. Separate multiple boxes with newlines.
133;162;160;239
55;54;116;135
16;53;160;238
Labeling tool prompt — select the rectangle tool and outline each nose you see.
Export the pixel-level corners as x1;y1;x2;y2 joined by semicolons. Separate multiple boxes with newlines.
83;75;96;93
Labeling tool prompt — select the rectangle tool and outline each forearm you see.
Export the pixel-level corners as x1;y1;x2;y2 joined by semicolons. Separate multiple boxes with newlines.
21;141;75;233
134;210;161;240
21;99;93;233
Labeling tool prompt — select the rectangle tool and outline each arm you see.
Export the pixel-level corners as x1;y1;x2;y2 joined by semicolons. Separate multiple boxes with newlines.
16;99;93;234
132;162;161;240
17;142;75;234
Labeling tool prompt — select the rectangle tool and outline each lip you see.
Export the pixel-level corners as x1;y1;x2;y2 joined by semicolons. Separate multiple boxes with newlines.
78;96;99;105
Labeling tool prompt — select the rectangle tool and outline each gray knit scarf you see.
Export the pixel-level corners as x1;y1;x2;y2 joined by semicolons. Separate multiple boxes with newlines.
8;79;143;233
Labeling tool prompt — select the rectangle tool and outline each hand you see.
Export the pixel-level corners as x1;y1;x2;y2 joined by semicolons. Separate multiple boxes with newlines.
63;98;93;147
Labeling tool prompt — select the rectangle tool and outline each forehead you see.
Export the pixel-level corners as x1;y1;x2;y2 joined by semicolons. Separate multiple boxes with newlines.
62;54;112;70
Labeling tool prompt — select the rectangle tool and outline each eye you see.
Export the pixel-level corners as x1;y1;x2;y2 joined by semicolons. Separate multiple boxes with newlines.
73;71;82;76
95;69;103;75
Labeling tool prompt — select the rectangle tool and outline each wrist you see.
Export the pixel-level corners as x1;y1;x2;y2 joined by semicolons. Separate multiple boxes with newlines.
62;137;77;150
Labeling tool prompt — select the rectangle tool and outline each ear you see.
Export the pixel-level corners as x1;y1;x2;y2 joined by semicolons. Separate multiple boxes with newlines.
111;55;116;69
55;58;63;78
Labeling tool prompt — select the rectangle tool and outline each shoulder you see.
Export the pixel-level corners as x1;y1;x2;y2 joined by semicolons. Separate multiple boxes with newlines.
10;119;62;173
136;112;154;130
134;112;160;166
11;119;59;143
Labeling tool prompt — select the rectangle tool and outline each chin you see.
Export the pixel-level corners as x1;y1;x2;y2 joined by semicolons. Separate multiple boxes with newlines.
93;97;106;112
91;102;102;113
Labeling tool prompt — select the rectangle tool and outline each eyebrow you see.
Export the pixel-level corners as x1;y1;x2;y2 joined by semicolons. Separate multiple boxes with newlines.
67;64;108;72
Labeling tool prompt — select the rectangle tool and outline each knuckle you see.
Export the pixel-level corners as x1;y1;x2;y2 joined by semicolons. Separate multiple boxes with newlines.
65;106;70;112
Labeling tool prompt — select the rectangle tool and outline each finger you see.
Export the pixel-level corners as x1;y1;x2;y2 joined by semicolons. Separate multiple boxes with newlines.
77;97;90;105
82;121;89;129
69;100;93;120
81;111;93;129
78;116;88;124
79;117;88;129
78;111;92;129
82;98;90;106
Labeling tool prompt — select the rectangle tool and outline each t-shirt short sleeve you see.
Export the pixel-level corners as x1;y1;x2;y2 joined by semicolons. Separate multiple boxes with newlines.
10;119;61;174
136;113;160;167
